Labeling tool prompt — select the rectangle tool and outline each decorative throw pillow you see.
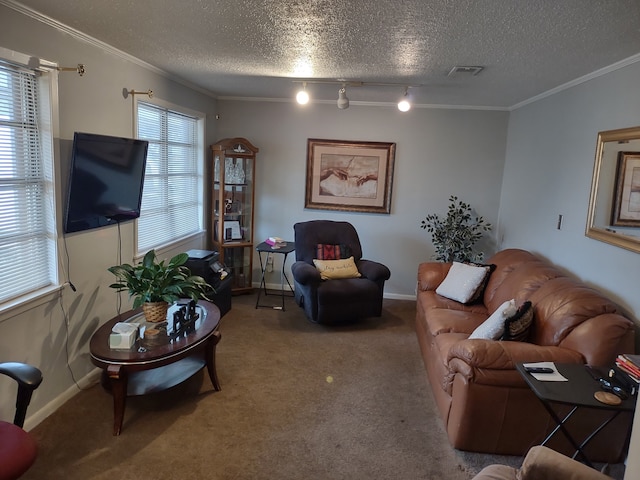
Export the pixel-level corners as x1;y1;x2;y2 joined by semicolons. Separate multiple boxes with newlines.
501;301;534;342
313;256;362;280
469;299;517;340
435;262;492;304
316;244;352;260
464;262;496;304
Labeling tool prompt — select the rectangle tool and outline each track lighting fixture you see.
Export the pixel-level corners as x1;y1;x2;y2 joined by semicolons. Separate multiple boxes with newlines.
293;80;419;109
337;87;349;109
296;82;310;105
398;87;411;112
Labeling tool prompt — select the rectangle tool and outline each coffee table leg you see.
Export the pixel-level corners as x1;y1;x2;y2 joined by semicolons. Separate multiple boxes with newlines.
106;364;128;436
205;331;221;391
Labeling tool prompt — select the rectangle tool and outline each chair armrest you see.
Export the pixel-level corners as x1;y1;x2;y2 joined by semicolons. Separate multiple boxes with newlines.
0;362;43;428
358;259;390;282
447;340;584;370
0;362;42;390
519;446;612;480
291;261;321;285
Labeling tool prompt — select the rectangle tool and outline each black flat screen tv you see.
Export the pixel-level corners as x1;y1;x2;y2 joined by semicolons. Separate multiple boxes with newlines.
64;132;148;233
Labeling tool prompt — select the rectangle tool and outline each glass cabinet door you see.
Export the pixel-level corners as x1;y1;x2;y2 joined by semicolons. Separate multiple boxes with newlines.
211;138;258;294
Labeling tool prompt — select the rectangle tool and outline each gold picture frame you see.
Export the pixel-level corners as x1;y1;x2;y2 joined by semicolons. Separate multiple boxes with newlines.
305;138;396;214
611;151;640;226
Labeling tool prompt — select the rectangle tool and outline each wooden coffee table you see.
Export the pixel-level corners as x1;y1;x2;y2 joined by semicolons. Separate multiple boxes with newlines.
90;300;221;435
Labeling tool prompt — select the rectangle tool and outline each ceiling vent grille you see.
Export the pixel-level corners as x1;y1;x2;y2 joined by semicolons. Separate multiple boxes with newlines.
447;66;484;77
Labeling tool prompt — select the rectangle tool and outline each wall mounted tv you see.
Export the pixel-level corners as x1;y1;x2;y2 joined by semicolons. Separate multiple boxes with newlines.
64;132;148;233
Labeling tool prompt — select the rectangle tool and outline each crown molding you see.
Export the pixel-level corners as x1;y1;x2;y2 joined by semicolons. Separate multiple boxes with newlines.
0;0;218;99
510;52;640;111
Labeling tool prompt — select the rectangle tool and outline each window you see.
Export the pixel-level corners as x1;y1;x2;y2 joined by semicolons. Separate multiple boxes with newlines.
0;58;57;305
136;101;204;253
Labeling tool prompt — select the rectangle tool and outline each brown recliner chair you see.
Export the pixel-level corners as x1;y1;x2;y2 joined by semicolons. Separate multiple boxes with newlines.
291;220;390;324
0;362;43;480
472;446;613;480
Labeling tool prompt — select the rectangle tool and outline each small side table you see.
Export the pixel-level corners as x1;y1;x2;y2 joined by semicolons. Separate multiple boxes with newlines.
516;363;636;468
255;241;295;310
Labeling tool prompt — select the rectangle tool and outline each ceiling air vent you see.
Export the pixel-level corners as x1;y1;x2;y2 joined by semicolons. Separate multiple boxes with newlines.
447;66;484;77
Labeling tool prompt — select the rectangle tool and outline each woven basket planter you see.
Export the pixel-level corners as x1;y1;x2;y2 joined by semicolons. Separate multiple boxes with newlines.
142;301;169;323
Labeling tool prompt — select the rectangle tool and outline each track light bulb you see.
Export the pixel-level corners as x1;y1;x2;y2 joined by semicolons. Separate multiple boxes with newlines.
398;87;411;112
398;99;411;112
398;90;411;112
296;83;309;105
337;87;349;109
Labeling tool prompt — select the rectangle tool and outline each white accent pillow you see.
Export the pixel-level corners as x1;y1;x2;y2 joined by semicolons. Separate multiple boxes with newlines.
435;262;491;304
469;299;518;340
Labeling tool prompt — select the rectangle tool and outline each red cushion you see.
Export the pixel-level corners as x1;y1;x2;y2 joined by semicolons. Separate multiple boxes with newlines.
315;243;351;260
0;421;37;480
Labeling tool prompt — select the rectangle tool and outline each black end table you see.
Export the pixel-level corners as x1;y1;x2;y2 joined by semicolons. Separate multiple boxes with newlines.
516;362;636;468
255;241;295;310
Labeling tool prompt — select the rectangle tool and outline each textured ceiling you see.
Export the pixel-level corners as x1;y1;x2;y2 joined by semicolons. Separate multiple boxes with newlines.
7;0;640;108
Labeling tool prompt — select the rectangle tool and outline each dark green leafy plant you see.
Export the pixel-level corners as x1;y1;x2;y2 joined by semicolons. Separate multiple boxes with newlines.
420;195;492;263
108;249;213;309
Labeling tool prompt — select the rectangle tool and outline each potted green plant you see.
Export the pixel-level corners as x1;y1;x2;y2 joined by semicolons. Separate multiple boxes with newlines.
108;249;213;322
420;195;492;263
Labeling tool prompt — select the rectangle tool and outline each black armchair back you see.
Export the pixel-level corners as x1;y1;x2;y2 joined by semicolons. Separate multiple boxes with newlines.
294;220;362;264
292;220;390;324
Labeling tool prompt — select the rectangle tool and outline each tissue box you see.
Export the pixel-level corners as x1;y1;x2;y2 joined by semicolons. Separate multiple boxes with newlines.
109;322;138;350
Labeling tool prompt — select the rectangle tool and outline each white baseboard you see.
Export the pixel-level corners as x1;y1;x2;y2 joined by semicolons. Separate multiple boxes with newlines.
24;367;102;431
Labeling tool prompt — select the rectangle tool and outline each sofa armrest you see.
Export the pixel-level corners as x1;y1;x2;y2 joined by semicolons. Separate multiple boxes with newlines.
417;262;451;291
447;339;585;370
519;446;612;480
358;259;391;282
291;261;321;285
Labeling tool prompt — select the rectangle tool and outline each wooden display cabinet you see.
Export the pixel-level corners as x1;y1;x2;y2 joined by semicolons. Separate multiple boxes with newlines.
210;138;258;294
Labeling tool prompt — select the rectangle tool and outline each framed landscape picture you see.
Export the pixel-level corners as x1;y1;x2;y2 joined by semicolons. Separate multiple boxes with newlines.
305;138;396;214
611;151;640;226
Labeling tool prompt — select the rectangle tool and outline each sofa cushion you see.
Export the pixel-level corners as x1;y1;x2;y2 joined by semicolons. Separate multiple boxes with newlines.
313;256;361;280
436;262;492;304
528;277;618;347
469;299;517;340
501;301;534;342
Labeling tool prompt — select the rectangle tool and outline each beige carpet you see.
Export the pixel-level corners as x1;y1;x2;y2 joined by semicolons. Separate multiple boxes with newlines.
23;293;624;479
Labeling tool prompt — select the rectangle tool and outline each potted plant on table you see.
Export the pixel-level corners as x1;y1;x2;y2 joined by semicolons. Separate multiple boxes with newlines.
108;249;213;322
420;195;492;263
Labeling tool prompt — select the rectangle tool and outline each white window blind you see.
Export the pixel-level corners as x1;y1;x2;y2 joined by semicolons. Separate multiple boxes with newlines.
136;101;202;253
0;62;55;304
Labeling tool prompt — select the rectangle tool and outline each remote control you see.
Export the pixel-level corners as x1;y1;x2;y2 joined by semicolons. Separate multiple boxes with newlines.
525;367;554;374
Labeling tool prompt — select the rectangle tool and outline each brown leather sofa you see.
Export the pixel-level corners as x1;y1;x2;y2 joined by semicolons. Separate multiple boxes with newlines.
416;248;635;462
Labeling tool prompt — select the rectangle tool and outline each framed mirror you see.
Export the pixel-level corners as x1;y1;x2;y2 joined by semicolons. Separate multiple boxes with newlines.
586;126;640;253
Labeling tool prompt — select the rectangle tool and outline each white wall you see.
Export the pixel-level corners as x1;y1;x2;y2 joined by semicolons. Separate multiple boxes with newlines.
0;5;219;427
217;101;509;298
500;61;640;322
500;62;640;479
